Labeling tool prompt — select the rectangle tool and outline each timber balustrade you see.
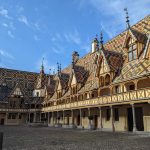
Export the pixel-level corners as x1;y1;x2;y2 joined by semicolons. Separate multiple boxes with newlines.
42;88;150;112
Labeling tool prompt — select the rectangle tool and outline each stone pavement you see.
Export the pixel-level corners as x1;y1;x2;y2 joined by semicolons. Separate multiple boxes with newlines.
0;126;150;150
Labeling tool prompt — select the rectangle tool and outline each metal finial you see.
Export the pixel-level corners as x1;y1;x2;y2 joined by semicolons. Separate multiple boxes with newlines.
41;57;44;71
124;8;130;28
53;69;55;75
100;32;103;44
96;34;98;39
57;62;59;73
72;53;75;69
59;63;61;72
49;68;51;75
100;32;104;50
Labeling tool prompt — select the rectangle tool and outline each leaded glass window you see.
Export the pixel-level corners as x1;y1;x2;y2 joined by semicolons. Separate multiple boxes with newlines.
128;38;137;61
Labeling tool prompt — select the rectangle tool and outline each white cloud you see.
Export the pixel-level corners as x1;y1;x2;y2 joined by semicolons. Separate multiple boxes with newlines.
34;23;40;31
18;15;29;26
64;28;81;44
8;31;14;38
16;6;24;13
0;7;12;19
0;49;15;67
0;8;8;18
34;35;40;41
2;23;8;27
0;49;14;59
76;0;150;39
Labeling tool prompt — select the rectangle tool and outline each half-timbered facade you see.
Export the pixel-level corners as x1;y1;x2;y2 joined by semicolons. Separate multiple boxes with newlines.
0;14;150;132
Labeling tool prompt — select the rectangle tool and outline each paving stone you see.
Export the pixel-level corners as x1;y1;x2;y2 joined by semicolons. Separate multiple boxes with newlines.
0;126;150;150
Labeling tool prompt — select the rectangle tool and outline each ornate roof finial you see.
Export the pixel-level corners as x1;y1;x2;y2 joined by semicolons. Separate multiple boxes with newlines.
59;63;61;73
49;68;51;75
124;8;130;29
100;32;104;50
72;52;75;69
53;69;55;75
57;62;59;74
41;57;44;71
96;34;98;39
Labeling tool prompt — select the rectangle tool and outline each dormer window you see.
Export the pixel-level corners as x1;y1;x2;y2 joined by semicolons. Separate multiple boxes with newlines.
57;90;62;99
71;85;77;95
127;38;137;61
36;92;39;97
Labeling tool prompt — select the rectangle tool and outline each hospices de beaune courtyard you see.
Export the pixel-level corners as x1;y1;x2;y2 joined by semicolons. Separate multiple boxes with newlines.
0;13;150;135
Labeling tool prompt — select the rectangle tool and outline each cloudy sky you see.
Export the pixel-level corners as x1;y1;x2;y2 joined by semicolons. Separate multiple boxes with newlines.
0;0;149;73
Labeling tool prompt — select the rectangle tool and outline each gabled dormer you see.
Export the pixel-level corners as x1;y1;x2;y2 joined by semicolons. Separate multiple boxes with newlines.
45;73;55;99
68;69;77;95
123;29;147;62
56;78;62;99
10;83;24;98
123;9;147;62
33;60;46;97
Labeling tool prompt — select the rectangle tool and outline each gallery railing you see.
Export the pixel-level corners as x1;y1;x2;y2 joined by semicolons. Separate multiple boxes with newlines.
42;87;150;112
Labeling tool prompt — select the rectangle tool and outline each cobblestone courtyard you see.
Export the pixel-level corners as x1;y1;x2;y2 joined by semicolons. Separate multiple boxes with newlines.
1;126;150;150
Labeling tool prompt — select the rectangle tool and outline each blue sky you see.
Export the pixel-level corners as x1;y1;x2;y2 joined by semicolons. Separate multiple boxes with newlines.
0;0;149;73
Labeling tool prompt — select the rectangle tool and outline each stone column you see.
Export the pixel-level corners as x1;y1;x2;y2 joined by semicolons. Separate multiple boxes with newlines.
63;110;65;125
39;112;41;122
71;110;74;125
5;113;8;125
28;112;31;123
131;103;137;132
48;112;50;124
52;112;54;125
33;112;36;122
88;108;91;128
80;109;82;126
110;106;115;132
57;111;59;124
17;113;20;125
99;107;103;130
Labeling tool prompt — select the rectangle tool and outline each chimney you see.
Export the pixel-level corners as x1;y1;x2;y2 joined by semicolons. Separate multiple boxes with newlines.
72;51;79;63
92;36;99;53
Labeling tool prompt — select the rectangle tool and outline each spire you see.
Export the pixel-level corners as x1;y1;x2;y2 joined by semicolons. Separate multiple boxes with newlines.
41;57;44;72
49;68;51;75
47;69;51;86
99;32;104;50
53;69;55;75
57;62;59;74
124;8;130;29
72;52;75;69
59;63;61;73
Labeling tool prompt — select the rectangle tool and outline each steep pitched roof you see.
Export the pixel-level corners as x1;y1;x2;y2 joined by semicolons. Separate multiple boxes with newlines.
104;15;150;53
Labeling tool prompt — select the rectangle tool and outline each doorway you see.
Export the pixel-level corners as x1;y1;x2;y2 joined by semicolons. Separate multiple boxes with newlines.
0;119;4;125
127;107;144;131
67;115;69;125
77;115;80;126
135;107;144;131
94;115;98;129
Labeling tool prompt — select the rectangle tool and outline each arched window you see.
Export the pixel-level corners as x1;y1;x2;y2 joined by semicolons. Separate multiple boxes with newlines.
128;38;137;61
